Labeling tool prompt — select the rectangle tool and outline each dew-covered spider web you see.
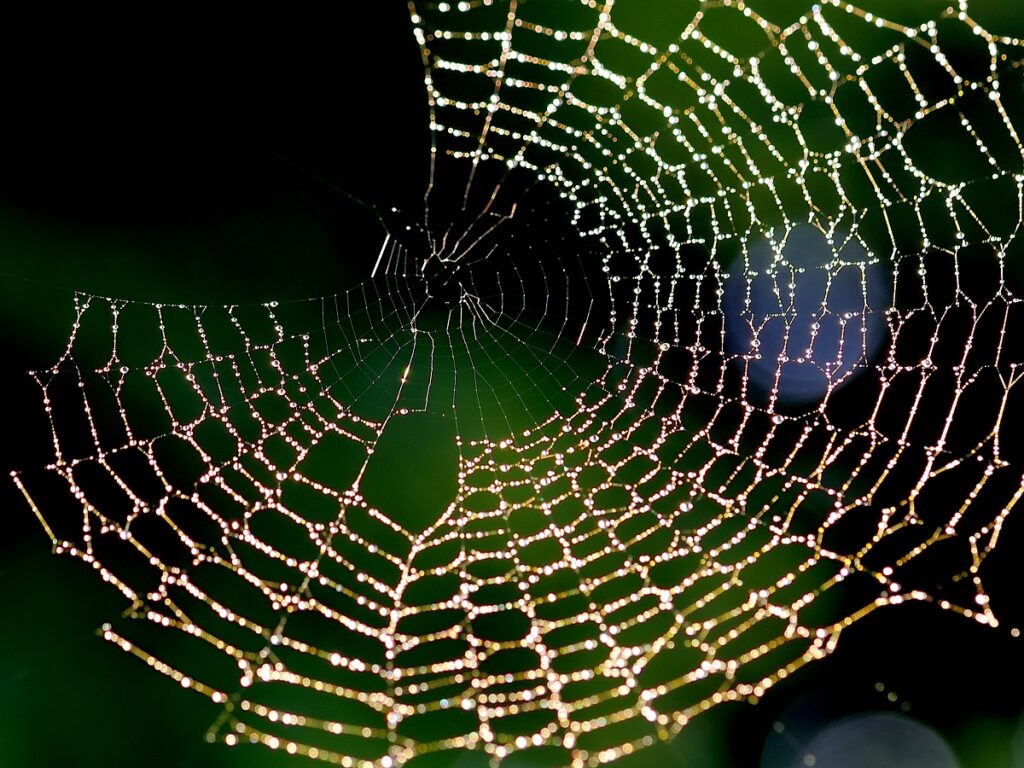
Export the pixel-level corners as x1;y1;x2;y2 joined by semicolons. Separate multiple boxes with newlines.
11;1;1024;766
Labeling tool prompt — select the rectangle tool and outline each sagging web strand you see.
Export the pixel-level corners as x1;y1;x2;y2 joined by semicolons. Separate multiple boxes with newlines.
12;1;1024;766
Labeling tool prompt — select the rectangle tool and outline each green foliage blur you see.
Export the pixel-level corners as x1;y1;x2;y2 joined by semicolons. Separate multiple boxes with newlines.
1;1;1024;767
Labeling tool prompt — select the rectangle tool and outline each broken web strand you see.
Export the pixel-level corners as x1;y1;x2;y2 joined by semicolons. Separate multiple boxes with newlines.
10;1;1024;767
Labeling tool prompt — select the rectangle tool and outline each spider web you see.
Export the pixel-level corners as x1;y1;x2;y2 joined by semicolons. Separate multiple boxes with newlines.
11;1;1024;766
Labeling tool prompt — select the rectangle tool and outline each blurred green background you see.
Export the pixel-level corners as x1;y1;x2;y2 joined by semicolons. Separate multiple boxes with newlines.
1;2;1024;767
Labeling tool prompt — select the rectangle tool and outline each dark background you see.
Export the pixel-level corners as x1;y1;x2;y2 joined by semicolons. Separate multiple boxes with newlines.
0;3;1022;767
